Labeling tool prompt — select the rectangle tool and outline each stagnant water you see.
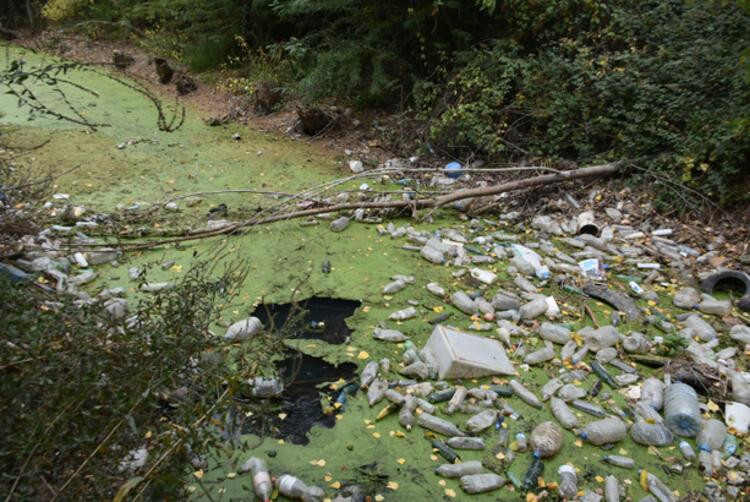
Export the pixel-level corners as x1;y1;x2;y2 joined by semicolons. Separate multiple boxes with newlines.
242;297;360;444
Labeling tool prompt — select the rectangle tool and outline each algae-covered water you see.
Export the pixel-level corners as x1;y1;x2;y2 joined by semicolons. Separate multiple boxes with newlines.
1;45;712;501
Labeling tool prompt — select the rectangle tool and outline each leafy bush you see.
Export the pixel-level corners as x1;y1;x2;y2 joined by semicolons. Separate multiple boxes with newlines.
0;259;285;500
419;1;750;206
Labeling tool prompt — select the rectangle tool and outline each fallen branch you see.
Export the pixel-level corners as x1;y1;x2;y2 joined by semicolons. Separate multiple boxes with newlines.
92;162;620;251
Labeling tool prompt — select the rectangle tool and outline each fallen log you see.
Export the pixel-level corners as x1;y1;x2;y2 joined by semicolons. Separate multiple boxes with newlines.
98;162;621;251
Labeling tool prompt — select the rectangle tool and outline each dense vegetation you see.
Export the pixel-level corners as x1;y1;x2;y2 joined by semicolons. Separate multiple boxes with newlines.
4;0;750;205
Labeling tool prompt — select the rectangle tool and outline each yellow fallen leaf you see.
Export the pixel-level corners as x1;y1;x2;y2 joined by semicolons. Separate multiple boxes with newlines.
278;412;288;420
397;458;406;465
574;439;583;447
430;454;439;461
357;351;370;360
226;472;237;479
438;480;447;486
193;469;204;479
595;475;604;483
387;481;399;490
330;481;341;489
375;495;385;502
707;400;719;412
394;430;406;438
373;432;381;439
324;475;332;482
433;305;444;313
445;488;456;497
640;470;649;491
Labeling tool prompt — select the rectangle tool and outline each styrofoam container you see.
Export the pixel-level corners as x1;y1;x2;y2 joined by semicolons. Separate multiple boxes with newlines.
424;325;515;379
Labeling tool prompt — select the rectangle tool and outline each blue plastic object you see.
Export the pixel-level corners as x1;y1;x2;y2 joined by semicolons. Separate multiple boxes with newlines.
444;161;463;179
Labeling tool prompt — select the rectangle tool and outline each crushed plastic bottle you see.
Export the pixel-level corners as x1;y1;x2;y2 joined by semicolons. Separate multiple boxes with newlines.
558;464;578;499
663;383;701;437
696;419;727;475
519;297;549;320
630;421;674;446
698;294;731;316
510;379;542;408
446;436;485;450
466;409;498;434
524;341;556;365
678;440;695;460
580;417;627;445
417;413;464;437
640;378;665;410
241;457;273;502
447;386;468;415
603;455;635;469
367;379;387;406
530;421;563;458
435;460;483;478
539;322;572;344
389;306;417;321
451;291;478;314
359;361;379;389
550;397;579;429
643;471;676;502
248;377;284;398
542;378;563;401
373;327;409;342
460;473;506;494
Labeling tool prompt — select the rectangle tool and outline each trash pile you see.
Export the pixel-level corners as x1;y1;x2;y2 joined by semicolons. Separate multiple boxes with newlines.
301;197;749;501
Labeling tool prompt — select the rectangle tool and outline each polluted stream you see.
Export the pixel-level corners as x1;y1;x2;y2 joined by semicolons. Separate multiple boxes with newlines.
242;298;360;445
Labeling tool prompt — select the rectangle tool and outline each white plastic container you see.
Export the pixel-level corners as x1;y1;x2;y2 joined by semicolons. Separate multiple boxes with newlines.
424;325;515;379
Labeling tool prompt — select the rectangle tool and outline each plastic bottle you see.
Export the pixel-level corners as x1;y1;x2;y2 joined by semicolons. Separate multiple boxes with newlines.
663;383;701;437
460;473;506;494
382;278;407;294
367;379;387;406
389;306;417;321
539;322;572;344
571;346;589;364
519;297;548;320
640;378;665;410
605;475;620;502
446;386;468;415
696;419;727;474
510;244;550;279
446;436;485;450
241;457;272;502
603;455;635;469
678;440;695;459
571;399;606;417
359;361;378;389
580;417;627;445
644;471;676;502
515;432;528;452
248;377;284;398
510;379;542;408
524;342;556;365
561;340;577;362
398;395;416;431
550;397;579;429
523;457;544;491
451;291;478;315
384;389;404;405
698;294;731;316
530;421;563;458
630;421;674;446
623;332;650;354
275;474;325;501
542;378;564;401
373;328;408;342
558;464;578;499
417;413;464;437
435;460;484;478
557;383;587;402
466;409;498;434
399;361;429;379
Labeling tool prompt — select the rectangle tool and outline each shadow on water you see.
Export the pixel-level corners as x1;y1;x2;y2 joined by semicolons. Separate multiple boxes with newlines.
243;297;361;445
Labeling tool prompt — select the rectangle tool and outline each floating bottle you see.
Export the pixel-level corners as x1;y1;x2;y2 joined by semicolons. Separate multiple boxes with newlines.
530;421;563;459
435;460;483;478
603;455;635;469
460;473;506;494
557;464;578;499
510;379;542;408
275;474;325;501
446;386;468;414
604;475;620;502
359;361;378;389
241;457;272;502
550;398;578;429
630;421;674;447
417;413;464;437
580;417;627;445
663;383;701;437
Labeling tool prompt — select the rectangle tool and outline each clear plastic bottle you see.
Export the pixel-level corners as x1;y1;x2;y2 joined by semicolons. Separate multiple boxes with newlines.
510;379;542;408
630;421;674;446
446;386;468;415
515;432;528;452
466;409;497;434
539;322;572;344
519;297;548;320
640;377;665;410
241;457;272;502
663;383;701;437
524;342;556;365
605;475;620;502
417;413;464;437
698;294;731;316
367;379;387;406
435;460;484;478
603;455;635;469
644;471;676;502
530;421;563;458
398;395;416;431
275;474;325;501
561;340;577;362
359;361;379;389
460;473;506;494
550;397;579;429
510;244;550;279
542;378;564;401
451;291;478;314
558;464;578;499
678;440;695;459
580;417;627;445
446;436;485;450
696;419;727;474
